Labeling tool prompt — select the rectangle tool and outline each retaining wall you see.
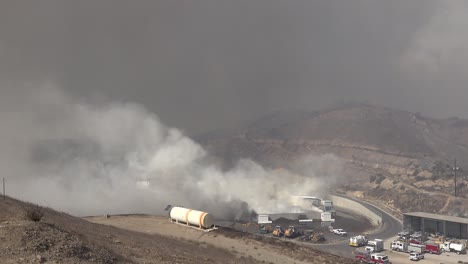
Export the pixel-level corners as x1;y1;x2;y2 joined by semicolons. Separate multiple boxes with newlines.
329;194;382;226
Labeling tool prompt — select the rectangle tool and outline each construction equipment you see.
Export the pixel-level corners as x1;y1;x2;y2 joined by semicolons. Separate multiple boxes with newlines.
272;226;284;237
259;224;271;234
284;226;301;238
311;233;325;242
433;235;445;244
303;231;326;242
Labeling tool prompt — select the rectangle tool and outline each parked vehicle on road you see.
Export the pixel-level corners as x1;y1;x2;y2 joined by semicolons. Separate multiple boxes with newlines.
424;243;441;254
333;228;347;236
365;239;384;253
398;230;411;240
440;241;466;255
408;243;424;254
354;250;389;264
409;252;424;261
391;241;408;252
350;235;368;247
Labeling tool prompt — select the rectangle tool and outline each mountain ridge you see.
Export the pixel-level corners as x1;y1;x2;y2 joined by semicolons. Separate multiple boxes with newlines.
197;103;468;216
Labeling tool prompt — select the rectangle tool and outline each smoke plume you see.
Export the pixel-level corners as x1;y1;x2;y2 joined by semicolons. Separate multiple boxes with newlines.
1;84;343;219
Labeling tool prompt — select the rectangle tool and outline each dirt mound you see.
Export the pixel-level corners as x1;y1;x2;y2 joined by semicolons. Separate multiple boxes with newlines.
1;220;115;264
0;197;119;264
0;196;262;264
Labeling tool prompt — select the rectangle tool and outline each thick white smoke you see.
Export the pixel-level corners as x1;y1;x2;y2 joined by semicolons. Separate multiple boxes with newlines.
1;84;343;219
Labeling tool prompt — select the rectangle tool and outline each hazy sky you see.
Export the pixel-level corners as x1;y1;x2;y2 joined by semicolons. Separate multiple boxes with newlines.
2;0;468;134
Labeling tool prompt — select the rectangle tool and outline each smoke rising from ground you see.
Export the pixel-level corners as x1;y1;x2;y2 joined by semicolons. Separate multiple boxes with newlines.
2;84;343;219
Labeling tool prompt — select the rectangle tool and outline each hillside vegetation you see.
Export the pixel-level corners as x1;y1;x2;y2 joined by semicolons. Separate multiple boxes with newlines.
198;103;468;217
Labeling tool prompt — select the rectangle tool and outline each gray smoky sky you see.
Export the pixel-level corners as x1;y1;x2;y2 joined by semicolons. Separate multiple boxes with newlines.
2;1;468;134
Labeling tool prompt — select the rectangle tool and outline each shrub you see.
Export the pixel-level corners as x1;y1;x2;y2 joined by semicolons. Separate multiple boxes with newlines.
375;174;385;184
414;176;425;181
25;205;44;222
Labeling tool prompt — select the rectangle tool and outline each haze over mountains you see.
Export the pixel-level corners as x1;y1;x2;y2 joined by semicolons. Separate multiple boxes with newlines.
199;102;468;166
198;103;468;216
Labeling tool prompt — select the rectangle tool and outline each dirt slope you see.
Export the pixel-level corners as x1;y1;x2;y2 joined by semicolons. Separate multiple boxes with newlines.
1;196;352;263
0;196;260;264
87;215;354;264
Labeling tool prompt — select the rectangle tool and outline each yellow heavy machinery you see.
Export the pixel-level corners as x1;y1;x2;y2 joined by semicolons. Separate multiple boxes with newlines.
272;226;284;237
303;230;326;242
285;226;301;238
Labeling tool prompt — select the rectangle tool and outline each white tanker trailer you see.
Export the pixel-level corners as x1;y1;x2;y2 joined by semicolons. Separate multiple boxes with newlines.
169;207;214;229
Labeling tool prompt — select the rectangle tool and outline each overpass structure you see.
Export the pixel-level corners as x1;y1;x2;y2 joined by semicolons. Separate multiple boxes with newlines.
403;212;468;239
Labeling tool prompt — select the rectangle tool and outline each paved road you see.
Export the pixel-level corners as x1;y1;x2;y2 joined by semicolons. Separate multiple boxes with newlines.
310;194;403;258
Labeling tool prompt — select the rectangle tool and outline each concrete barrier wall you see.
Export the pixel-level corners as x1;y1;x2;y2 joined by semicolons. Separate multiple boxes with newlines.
329;195;382;226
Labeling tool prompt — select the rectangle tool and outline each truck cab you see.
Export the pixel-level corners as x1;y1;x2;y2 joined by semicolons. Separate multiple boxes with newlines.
440;241;466;254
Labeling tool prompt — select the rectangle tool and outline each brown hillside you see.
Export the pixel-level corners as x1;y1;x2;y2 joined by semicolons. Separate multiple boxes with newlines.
198;103;468;217
0;196;353;264
0;196;261;264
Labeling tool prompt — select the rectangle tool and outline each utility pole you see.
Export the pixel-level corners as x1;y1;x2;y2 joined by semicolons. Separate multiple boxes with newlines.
2;177;5;200
453;159;459;197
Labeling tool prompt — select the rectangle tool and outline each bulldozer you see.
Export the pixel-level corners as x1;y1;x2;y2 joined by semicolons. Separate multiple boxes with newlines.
259;224;271;234
272;226;284;237
284;226;301;238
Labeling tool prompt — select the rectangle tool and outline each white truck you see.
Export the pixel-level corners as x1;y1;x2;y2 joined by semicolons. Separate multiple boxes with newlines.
366;239;384;253
440;241;466;255
408;243;425;254
350;235;368;247
333;228;347;236
391;241;408;252
321;200;336;217
354;250;390;264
